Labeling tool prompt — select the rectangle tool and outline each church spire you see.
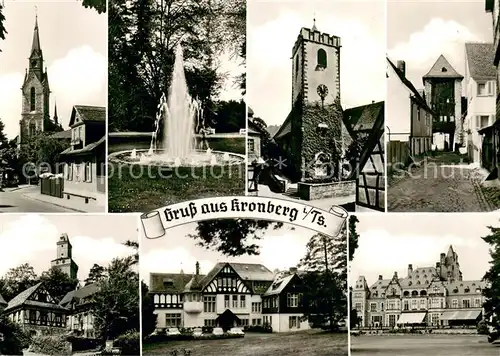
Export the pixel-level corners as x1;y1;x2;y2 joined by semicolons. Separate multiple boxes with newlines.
312;12;318;31
53;101;58;125
31;10;41;56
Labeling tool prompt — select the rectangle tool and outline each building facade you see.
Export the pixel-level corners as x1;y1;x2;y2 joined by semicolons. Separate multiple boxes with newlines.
423;55;464;151
353;246;486;328
273;23;347;182
387;58;433;156
61;105;106;206
464;43;497;165
150;262;310;333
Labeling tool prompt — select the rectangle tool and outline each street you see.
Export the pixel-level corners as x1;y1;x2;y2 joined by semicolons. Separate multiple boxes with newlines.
387;153;494;212
0;186;72;213
351;334;500;356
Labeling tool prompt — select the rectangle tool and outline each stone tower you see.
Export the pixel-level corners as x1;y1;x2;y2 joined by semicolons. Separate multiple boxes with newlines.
19;15;50;145
51;233;79;280
423;55;463;151
274;20;344;182
352;276;369;327
438;245;462;282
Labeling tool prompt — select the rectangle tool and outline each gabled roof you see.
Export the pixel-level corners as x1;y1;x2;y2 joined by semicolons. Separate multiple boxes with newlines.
248;118;267;136
69;105;106;127
423;54;464;80
387;58;433;113
263;273;296;296
466;43;496;80
59;283;99;307
149;273;192;293
0;293;7;306
5;282;65;312
60;136;105;155
343;101;384;136
50;130;71;139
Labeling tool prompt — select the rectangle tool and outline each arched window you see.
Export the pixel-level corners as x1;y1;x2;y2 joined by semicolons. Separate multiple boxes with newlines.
30;87;36;111
317;49;327;68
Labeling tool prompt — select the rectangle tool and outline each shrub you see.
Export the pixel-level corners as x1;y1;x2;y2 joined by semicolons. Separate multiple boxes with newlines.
243;325;273;333
66;336;101;352
114;331;140;356
477;320;489;335
29;334;71;355
0;315;27;355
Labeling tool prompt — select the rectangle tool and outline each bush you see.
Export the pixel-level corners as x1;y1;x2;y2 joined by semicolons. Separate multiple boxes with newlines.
114;331;140;356
0;315;27;355
477;320;489;335
66;336;101;352
243;325;273;333
29;334;71;355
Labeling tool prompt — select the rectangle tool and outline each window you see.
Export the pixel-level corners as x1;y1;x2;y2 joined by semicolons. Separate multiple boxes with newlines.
224;295;230;308
420;299;426;309
66;163;73;181
203;296;216;313
166;313;182;327
248;139;255;153
462;299;471;308
289;316;298;329
370;303;377;312
252;318;262;325
30;87;36;111
411;299;417;310
252;302;261;313
204;319;216;326
403;300;409;311
40;311;48;324
417;107;421;121
239;318;249;326
431;313;440;326
287;293;299;307
232;295;238;308
272;297;278;308
477;82;493;96
452;299;458;309
317;48;327;68
474;298;482;308
84;162;92;183
240;295;246;308
477;115;490;129
355;303;362;311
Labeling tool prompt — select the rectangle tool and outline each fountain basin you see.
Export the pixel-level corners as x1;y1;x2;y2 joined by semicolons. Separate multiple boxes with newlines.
108;149;246;167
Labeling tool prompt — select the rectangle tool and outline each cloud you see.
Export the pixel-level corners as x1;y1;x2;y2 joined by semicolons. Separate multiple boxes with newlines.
258;232;309;271
351;228;482;284
0;72;24;140
247;9;385;126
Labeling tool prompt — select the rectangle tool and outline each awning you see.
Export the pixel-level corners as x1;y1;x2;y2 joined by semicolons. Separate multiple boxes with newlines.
440;310;482;321
397;312;427;324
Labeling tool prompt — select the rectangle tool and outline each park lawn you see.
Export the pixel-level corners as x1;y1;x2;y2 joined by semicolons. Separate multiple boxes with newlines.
143;330;348;356
108;136;246;212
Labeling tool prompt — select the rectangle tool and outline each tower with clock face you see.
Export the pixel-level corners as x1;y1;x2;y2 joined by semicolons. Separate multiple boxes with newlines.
274;23;344;182
19;15;50;145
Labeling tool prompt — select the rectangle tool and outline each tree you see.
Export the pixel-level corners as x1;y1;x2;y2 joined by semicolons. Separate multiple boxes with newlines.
0;314;25;355
0;118;7;148
39;267;79;302
18;132;69;176
141;281;157;338
1;263;38;301
348;215;360;329
481;222;500;329
85;264;106;286
209;100;245;133
189;219;283;256
82;0;107;14
350;308;361;329
0;4;7;52
298;225;347;331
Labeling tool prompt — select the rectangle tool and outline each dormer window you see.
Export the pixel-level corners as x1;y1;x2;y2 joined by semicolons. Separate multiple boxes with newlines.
441;67;447;72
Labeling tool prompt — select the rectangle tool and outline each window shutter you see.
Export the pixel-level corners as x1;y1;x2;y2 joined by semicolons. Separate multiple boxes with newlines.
475;116;480;128
488;81;493;95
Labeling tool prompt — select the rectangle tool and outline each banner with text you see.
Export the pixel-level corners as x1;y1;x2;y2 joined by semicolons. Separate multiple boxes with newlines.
140;196;348;238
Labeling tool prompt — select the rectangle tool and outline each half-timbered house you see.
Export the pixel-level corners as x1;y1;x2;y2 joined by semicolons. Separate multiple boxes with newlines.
3;282;67;335
59;283;99;338
149;262;309;333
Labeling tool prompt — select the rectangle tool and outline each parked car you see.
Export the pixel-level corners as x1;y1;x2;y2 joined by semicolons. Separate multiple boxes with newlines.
193;327;203;337
228;327;245;336
212;327;224;336
239;129;247;135
166;328;181;336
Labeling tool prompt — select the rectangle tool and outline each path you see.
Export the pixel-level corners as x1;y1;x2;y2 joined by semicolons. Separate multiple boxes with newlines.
387;153;490;212
0;186;72;213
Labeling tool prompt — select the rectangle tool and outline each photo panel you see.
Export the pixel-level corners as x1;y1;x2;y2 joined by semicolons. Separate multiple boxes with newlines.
0;1;107;213
107;0;246;213
246;0;386;213
0;213;140;355
386;0;500;212
349;213;500;355
140;205;350;355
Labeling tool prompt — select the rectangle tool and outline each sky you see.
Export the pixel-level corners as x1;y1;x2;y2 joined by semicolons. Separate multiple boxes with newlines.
0;1;107;140
350;213;498;286
0;214;139;282
140;221;319;285
387;0;493;95
247;0;386;126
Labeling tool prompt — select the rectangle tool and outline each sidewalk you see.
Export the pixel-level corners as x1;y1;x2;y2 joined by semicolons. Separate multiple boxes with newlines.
22;192;105;213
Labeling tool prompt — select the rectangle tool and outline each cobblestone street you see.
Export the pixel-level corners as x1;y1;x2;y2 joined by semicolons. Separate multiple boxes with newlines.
387;154;495;212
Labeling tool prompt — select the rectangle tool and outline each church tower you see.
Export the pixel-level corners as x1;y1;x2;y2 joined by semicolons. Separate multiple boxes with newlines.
50;233;79;280
19;15;50;145
274;20;344;182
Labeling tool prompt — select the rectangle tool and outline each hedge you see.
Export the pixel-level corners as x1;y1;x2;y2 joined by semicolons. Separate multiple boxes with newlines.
113;331;140;355
29;335;71;355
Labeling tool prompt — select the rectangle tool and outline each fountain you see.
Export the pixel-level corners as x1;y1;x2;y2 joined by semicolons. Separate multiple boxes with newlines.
111;44;245;167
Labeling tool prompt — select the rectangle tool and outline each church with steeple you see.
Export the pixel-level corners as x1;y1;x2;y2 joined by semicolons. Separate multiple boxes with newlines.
18;14;62;145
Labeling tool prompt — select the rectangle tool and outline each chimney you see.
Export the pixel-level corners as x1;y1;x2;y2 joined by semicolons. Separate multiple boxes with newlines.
378;275;383;280
289;267;298;274
195;261;200;275
396;60;406;76
408;264;413;276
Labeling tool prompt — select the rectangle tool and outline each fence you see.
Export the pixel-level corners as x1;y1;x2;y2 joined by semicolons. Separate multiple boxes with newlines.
387;140;411;175
40;176;64;198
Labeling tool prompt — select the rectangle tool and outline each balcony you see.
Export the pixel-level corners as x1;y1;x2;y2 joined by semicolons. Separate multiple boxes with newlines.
184;301;203;313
